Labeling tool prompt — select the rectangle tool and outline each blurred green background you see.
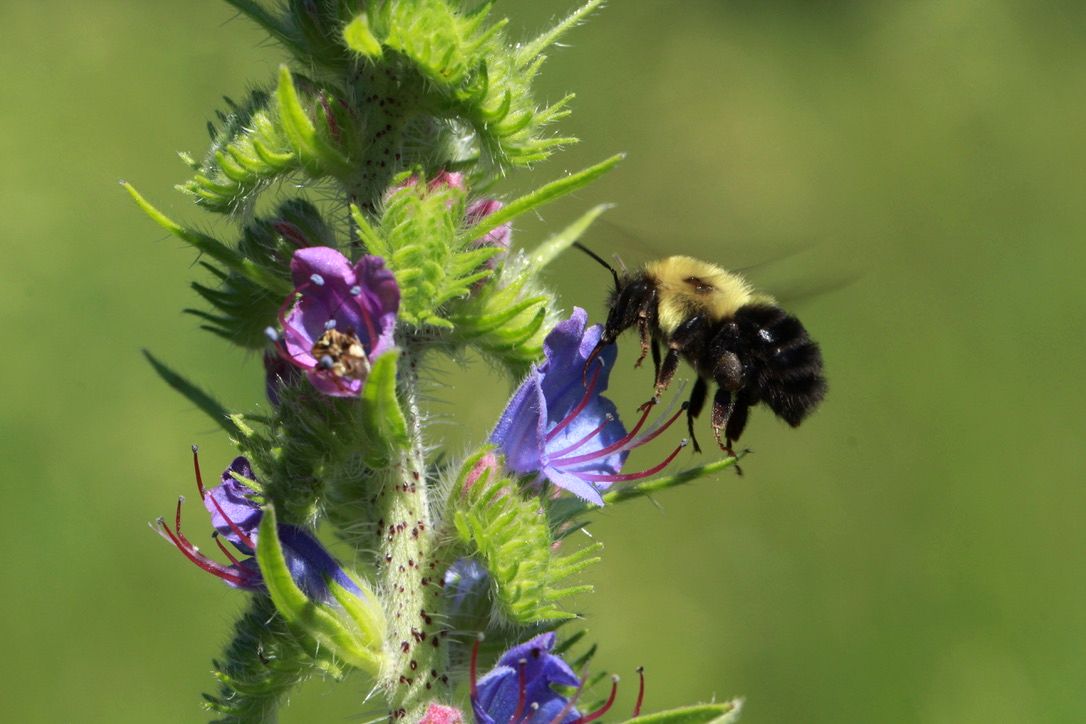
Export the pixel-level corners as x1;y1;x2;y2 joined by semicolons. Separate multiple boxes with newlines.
3;1;1084;722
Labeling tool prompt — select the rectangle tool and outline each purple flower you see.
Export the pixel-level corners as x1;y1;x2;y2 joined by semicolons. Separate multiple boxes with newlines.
155;448;361;601
277;247;399;397
469;632;636;724
490;308;687;506
471;632;582;724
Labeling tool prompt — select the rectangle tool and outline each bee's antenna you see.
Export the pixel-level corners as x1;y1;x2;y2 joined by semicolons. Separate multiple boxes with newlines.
573;242;621;288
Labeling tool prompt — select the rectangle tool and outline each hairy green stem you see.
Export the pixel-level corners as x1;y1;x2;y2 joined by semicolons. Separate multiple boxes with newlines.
378;346;449;719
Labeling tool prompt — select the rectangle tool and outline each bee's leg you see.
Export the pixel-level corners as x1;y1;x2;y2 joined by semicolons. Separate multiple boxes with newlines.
686;377;708;453
634;315;652;368
654;315;709;400
655;348;680;401
711;387;734;453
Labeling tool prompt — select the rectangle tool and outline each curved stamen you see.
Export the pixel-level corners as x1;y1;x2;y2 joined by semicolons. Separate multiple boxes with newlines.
577;440;687;483
632;667;645;717
192;446;206;499
552;398;655;466
202;482;257;552
469;634;483;700
581;340;608;386
547;414;614;460
154;517;250;586
171;496;196;549
508;658;528;724
546;365;601;443
572;674;619;723
213;534;246;568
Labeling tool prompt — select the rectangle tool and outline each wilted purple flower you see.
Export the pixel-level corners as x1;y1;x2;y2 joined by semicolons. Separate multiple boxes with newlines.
469;632;637;724
276;247;399;397
490;308;686;506
155;448;361;601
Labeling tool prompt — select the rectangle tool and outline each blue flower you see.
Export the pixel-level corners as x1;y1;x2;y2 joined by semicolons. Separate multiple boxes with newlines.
471;632;582;724
469;632;636;724
155;448;360;601
490;308;687;505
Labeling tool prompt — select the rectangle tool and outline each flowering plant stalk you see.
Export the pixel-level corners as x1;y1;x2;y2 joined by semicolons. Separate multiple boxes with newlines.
129;1;744;721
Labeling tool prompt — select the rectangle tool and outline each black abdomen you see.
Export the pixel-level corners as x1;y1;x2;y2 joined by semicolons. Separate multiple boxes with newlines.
734;304;826;426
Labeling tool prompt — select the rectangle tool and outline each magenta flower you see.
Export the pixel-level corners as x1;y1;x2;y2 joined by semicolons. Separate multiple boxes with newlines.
155;448;362;601
490;308;687;505
277;247;399;397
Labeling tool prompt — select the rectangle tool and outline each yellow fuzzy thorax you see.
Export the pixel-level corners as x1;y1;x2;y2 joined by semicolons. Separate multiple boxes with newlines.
643;256;755;334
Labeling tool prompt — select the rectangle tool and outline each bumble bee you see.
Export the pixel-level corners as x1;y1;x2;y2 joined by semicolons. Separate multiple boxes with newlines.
576;243;826;455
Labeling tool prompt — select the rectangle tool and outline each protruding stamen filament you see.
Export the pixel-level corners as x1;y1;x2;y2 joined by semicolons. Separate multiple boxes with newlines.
633;666;645;717
555;398;650;465
546;365;602;443
572;674;619;723
154;517;250;587
213;534;246;568
192;446;206;498
582;340;608;386
577;440;687;483
548;414;614;459
469;635;483;700
509;658;528;723
201;480;257;552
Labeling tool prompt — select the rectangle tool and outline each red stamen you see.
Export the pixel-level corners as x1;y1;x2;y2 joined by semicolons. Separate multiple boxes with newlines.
508;658;528;723
546;365;601;443
572;675;619;723
203;481;257;552
581;341;607;386
192;446;207;499
578;440;687;483
470;635;483;700
213;534;245;568
632;667;645;717
172;496;196;549
553;398;655;466
548;414;614;459
155;518;250;586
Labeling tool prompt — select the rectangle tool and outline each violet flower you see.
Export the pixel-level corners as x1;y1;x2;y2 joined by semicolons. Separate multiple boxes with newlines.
469;632;638;724
490;308;687;505
155;449;361;602
277;247;399;397
471;632;582;724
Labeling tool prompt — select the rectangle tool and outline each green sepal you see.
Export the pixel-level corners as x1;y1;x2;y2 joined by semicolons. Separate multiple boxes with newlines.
525;203;613;270
123;182;291;295
342;13;383;59
255;504;385;676
465;154;624;245
274;65;353;177
177;90;302;213
203;595;323;721
625;700;744;724
451;450;602;623
359;350;409;454
142;351;241;438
